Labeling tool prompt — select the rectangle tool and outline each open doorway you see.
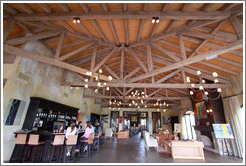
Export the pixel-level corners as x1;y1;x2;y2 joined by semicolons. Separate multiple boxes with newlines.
152;112;161;133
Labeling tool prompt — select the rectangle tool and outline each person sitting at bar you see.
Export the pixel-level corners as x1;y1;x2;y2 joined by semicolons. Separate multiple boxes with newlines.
58;125;64;133
76;121;84;138
75;121;92;153
65;121;77;156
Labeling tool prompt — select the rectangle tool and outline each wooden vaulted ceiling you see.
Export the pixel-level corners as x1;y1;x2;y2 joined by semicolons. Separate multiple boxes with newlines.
3;2;244;107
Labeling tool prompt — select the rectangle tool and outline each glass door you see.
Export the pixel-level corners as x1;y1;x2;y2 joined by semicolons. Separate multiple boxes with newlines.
110;111;119;132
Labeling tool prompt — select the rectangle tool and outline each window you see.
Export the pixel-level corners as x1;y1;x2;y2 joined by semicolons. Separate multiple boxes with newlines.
4;98;26;125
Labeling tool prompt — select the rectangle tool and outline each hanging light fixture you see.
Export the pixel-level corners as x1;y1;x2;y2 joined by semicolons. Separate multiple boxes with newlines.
73;17;80;23
188;71;222;101
152;17;160;23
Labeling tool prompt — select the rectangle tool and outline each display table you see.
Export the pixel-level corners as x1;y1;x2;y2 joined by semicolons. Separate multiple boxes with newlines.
170;140;205;160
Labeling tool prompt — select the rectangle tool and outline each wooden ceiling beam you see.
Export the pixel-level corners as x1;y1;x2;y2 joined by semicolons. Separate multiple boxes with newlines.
4;44;110;81
54;31;64;59
120;46;125;79
126;48;148;73
229;15;243;39
84;95;189;100
3;4;18;15
90;45;97;73
129;39;243;83
137;4;148;42
14;11;232;21
156;69;182;83
150;4;169;37
6;31;61;45
58;42;94;61
124;67;141;80
103;64;120;80
63;81;231;89
3;18;16;43
94;48;117;72
123;4;129;45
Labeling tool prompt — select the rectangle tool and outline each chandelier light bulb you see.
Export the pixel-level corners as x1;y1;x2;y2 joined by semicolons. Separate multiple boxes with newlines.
132;100;135;104
199;85;204;90
138;106;140;109
113;108;115;110
97;82;101;86
163;109;166;112
202;79;206;84
85;78;88;82
145;105;147;108
85;84;88;88
217;88;222;93
129;95;131;98
70;87;73;89
160;103;162;106
154;104;156;106
146;95;148;97
190;91;194;95
73;19;76;23
197;70;201;75
76;87;79;89
214;79;219;83
204;91;208;95
206;110;209;113
109;107;111;109
141;100;144;103
106;87;109;91
99;69;102;74
118;108;120;110
108;76;113;81
212;72;218;77
119;101;121;104
77;19;80;23
167;104;169;106
95;76;98;81
95;89;98;93
210;109;213;112
186;77;190;83
157;109;160;111
135;103;137;106
152;18;155;23
191;84;195;88
163;102;166;105
114;100;116;102
156;19;160;23
131;92;134;94
142;92;144;94
103;82;107;86
129;104;131;106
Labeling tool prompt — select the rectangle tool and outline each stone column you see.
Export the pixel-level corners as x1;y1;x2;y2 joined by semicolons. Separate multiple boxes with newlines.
148;111;153;134
119;110;123;131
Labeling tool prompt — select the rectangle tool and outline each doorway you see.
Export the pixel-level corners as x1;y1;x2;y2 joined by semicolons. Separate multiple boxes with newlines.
152;112;161;133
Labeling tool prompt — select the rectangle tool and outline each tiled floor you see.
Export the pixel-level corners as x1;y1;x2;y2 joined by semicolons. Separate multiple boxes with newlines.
75;133;243;163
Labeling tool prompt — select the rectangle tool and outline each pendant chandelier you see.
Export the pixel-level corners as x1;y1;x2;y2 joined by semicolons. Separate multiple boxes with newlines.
187;71;222;102
108;100;122;110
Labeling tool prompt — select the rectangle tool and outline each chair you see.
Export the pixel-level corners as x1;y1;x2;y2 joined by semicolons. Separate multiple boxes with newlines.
9;134;28;163
63;135;78;163
49;135;65;163
105;128;113;138
22;134;45;162
144;132;158;151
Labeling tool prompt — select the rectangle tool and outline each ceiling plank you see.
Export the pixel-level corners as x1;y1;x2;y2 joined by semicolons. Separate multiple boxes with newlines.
3;18;15;43
229;15;243;39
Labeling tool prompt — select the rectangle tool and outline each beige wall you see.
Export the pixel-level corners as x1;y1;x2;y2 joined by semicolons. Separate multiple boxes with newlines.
222;72;243;106
2;41;99;162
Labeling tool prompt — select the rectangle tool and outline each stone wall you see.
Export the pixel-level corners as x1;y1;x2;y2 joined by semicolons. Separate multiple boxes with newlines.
2;41;99;162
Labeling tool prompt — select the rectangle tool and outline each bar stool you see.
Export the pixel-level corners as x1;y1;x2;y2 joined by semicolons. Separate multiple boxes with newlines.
9;134;28;163
63;135;78;163
49;135;65;163
22;134;45;162
88;133;95;155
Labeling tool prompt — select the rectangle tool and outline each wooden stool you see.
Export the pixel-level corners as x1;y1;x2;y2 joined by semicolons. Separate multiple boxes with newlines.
63;135;78;163
78;133;94;158
49;135;65;163
22;134;45;162
9;134;28;163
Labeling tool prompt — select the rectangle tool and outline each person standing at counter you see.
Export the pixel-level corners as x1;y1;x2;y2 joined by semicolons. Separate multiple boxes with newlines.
75;121;92;153
65;121;77;156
